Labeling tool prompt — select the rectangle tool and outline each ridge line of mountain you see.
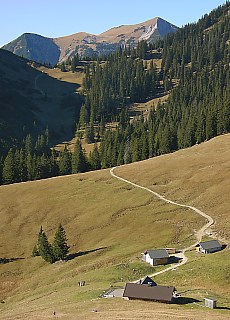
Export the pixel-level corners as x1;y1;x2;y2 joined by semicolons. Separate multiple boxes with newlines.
2;16;178;65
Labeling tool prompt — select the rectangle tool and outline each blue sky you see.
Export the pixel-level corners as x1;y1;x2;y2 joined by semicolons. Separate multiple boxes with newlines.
0;0;227;47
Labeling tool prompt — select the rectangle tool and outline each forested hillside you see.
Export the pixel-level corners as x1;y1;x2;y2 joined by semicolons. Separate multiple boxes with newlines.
90;2;230;167
0;50;83;183
82;41;157;123
0;2;229;185
160;2;230;148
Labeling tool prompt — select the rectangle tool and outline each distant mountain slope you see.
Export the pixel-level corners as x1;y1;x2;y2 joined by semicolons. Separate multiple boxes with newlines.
2;17;177;65
98;17;176;42
0;49;81;153
2;33;60;66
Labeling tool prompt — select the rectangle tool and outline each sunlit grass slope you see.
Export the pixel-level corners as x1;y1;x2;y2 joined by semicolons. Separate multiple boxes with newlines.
116;133;230;240
0;134;230;319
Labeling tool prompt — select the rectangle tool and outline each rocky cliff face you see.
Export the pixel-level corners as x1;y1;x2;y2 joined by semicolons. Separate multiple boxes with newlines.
2;17;178;65
2;33;60;66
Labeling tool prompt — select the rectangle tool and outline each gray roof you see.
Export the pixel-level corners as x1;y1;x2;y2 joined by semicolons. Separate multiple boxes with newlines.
145;249;169;259
123;283;175;302
204;298;217;302
199;240;221;250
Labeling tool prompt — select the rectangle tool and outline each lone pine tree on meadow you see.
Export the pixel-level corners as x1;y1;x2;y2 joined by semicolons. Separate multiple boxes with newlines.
52;224;69;261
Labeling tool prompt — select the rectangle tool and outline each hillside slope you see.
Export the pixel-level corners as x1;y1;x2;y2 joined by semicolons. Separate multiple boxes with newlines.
2;17;177;64
0;49;81;152
116;134;230;241
0;134;229;319
1;33;60;66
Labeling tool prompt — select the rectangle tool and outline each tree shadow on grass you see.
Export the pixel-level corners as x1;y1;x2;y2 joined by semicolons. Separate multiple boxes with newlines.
66;247;107;261
216;306;230;310
0;257;24;264
174;297;201;305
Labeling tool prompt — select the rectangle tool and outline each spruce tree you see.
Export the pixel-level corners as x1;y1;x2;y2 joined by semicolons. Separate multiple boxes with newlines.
37;226;54;263
85;122;95;143
89;143;101;170
52;224;69;261
72;140;87;173
18;149;27;182
2;149;15;184
58;146;71;175
25;134;33;155
14;149;20;183
79;105;89;128
50;148;59;177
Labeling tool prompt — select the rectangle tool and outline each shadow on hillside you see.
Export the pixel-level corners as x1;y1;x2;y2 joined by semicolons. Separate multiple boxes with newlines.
35;70;80;96
67;247;107;261
216;306;230;310
0;257;24;264
175;297;200;305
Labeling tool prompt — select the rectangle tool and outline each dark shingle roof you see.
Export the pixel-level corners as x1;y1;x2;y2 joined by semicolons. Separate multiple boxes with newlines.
140;276;157;286
123;283;175;302
146;249;169;259
199;240;221;250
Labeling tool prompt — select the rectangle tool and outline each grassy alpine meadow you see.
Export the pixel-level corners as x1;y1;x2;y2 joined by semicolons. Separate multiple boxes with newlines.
116;133;230;241
155;250;230;306
37;65;85;90
0;135;230;319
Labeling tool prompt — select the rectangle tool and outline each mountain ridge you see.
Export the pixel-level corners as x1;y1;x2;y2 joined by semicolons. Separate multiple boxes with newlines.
2;16;178;65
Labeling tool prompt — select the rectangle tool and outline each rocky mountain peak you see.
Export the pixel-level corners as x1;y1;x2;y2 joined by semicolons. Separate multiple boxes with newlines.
2;17;178;65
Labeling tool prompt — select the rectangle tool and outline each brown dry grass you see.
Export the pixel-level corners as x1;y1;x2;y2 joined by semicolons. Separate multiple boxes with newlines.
130;94;169;120
1;297;229;320
115;134;230;240
37;66;84;89
55;136;98;155
54;121;118;154
0;135;230;319
99;17;158;42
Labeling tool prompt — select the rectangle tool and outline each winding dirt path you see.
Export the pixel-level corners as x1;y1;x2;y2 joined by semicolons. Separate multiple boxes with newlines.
110;167;215;278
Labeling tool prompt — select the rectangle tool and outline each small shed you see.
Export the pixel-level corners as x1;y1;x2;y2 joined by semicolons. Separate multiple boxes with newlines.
204;298;217;309
196;240;222;254
164;247;176;254
142;249;169;266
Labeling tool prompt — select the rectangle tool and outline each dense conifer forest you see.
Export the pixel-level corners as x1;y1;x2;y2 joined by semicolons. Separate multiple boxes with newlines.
82;40;157;123
0;2;229;185
97;2;230;166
